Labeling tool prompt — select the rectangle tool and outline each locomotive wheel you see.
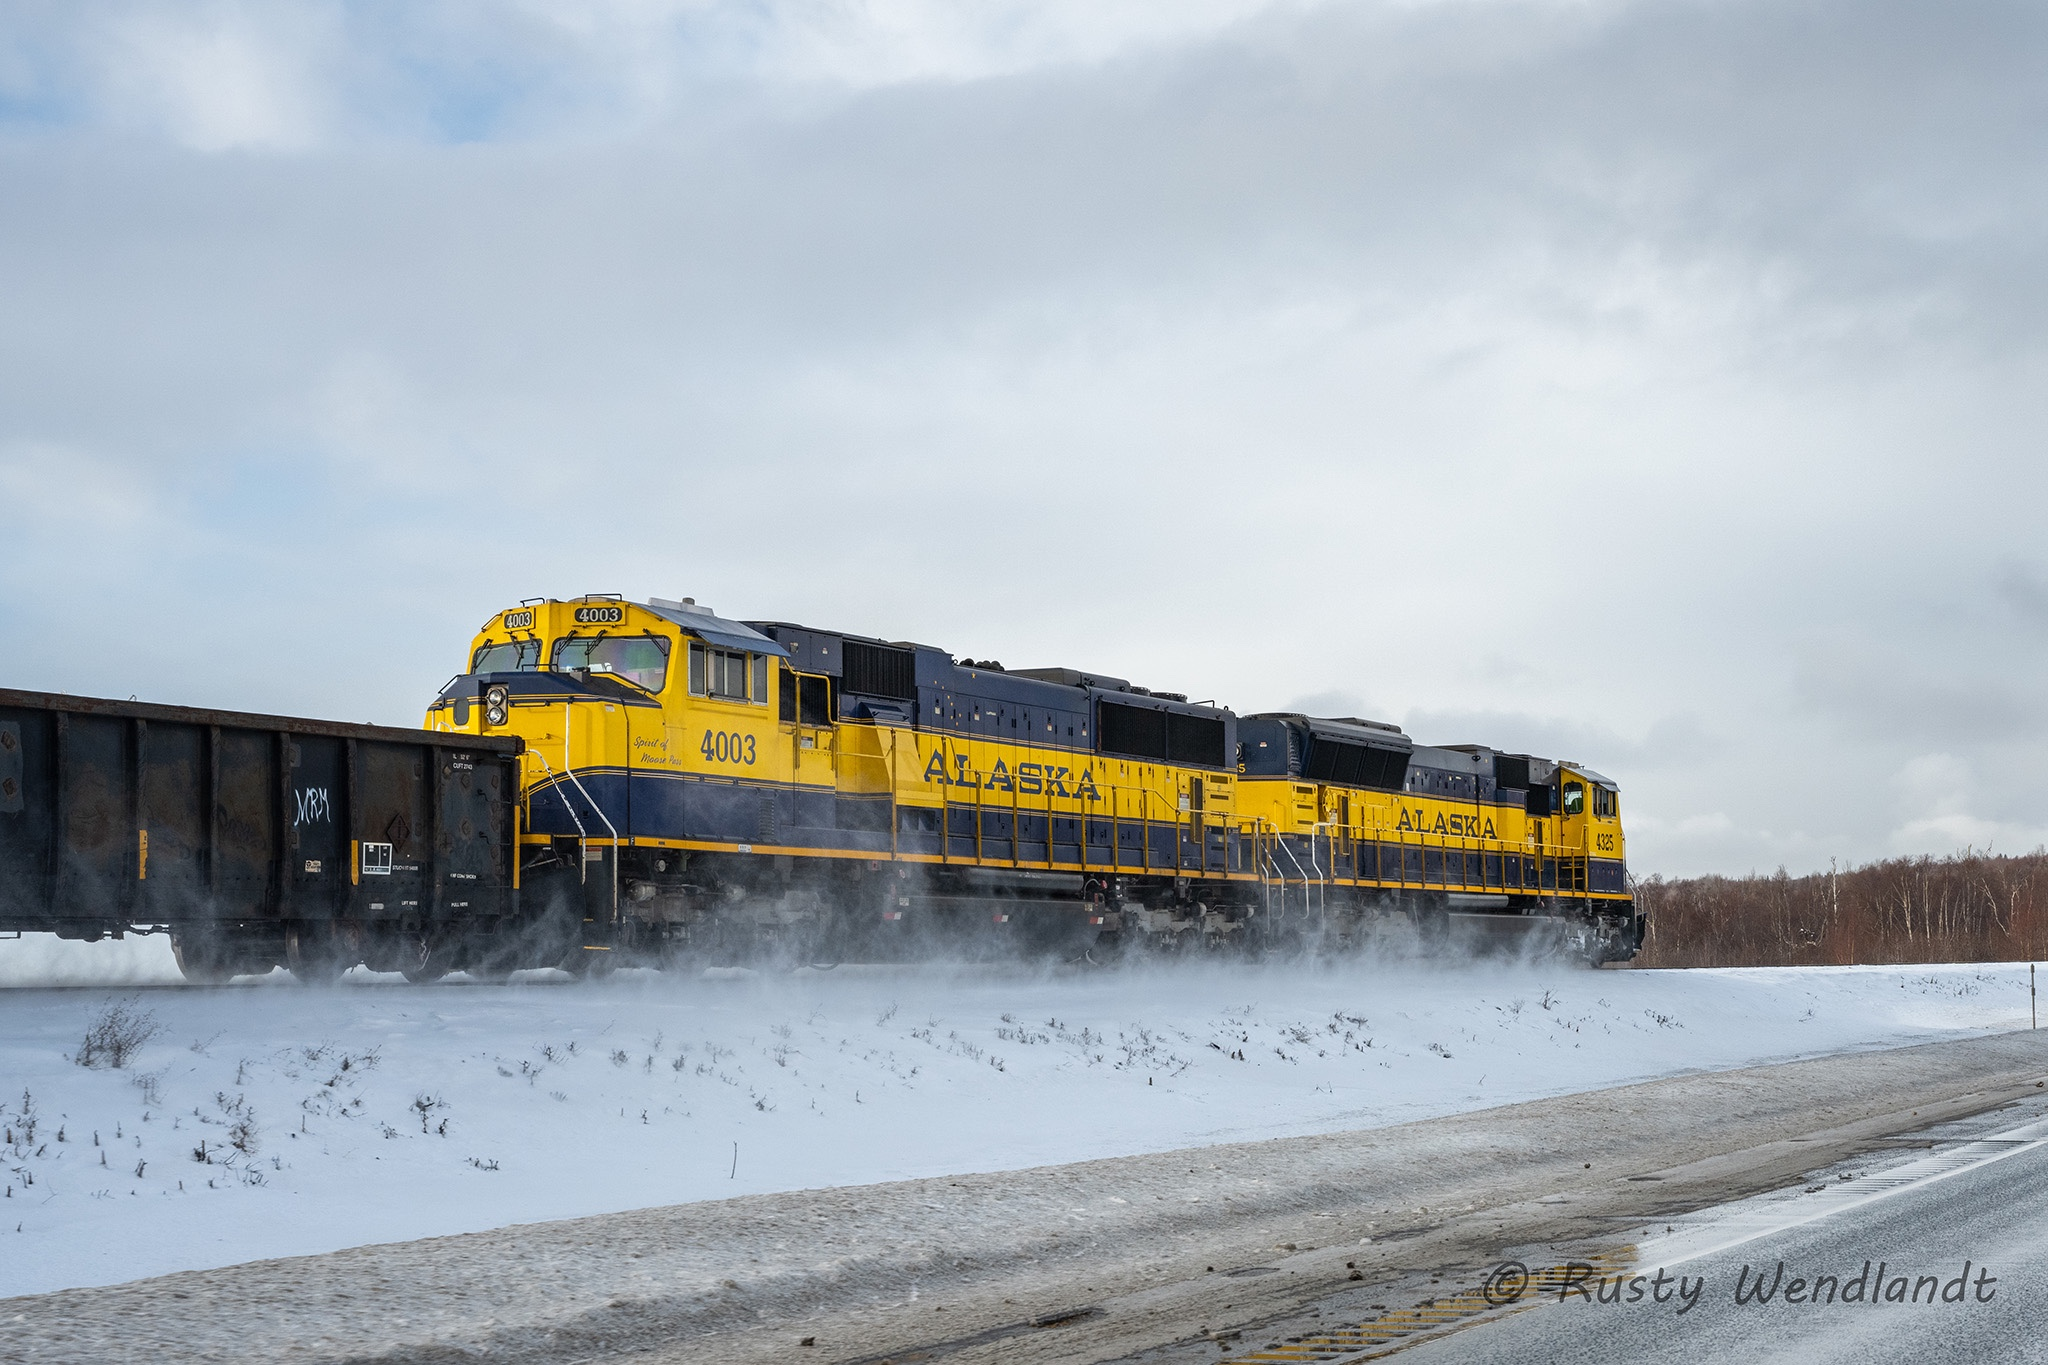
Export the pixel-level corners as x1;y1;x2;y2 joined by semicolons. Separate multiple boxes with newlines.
459;943;518;983
461;940;521;983
1412;900;1451;951
560;946;618;978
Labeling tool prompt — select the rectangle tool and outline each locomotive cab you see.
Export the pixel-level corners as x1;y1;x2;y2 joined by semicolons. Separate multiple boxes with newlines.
424;594;800;967
1560;765;1627;889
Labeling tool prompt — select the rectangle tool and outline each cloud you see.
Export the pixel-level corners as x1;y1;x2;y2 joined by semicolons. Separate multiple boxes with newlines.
1281;691;1385;722
1400;710;1717;770
97;6;332;150
3;0;1319;145
1997;561;2048;631
1792;637;2042;745
2;0;2046;876
1885;753;2048;857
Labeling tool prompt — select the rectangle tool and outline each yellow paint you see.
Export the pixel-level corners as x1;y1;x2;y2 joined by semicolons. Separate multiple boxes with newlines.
427;597;1628;900
1231;759;1628;900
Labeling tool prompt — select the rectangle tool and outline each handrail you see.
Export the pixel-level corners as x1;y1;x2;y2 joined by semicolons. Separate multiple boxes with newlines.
1274;837;1313;882
887;729;899;860
1305;822;1330;882
1142;788;1151;873
1294;817;1575;895
523;747;588;873
561;700;620;918
888;735;1618;904
1271;832;1319;921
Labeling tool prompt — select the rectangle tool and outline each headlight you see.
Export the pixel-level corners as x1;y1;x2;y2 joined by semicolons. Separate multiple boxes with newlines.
484;685;509;727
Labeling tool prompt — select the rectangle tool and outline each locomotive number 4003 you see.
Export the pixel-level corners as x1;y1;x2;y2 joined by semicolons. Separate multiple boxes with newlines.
702;731;756;764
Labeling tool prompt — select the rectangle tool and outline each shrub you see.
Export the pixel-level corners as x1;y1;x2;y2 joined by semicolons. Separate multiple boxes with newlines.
76;1000;163;1069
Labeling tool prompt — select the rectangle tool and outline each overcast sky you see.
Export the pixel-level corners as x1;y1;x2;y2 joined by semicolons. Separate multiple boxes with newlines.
3;0;2044;878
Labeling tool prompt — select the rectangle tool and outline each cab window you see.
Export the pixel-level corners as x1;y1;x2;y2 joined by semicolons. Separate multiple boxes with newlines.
552;634;671;691
689;642;764;703
1562;780;1585;816
1593;787;1617;818
472;639;540;673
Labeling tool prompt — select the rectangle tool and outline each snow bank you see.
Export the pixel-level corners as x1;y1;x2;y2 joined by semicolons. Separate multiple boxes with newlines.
0;939;2034;1297
0;933;182;988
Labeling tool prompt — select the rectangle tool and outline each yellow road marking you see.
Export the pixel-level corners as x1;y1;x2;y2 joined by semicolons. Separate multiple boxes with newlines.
1217;1251;1636;1364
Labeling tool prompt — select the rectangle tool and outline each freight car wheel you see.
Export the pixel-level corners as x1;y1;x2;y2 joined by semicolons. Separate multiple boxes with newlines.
170;932;238;985
286;927;354;986
460;944;520;984
397;935;450;985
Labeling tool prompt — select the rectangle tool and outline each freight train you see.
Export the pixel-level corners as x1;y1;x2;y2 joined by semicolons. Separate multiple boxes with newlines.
0;595;1641;982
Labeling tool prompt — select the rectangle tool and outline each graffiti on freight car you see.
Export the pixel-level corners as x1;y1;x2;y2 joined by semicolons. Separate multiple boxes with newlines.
294;786;332;827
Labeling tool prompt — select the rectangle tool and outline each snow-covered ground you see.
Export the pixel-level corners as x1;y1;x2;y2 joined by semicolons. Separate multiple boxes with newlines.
0;933;2035;1298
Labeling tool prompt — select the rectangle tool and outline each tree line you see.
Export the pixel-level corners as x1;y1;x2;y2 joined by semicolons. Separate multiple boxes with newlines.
1631;850;2048;968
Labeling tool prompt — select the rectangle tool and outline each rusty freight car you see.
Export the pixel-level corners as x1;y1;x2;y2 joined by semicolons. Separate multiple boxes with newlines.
0;689;523;983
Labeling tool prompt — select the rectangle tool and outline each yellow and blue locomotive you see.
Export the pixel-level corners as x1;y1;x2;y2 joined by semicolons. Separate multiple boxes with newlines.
424;594;1642;970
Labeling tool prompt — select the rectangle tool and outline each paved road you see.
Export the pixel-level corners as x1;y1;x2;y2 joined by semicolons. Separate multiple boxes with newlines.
1384;1099;2048;1365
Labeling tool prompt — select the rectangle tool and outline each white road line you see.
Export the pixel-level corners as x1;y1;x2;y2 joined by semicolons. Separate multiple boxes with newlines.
1228;1108;2048;1364
1635;1117;2048;1269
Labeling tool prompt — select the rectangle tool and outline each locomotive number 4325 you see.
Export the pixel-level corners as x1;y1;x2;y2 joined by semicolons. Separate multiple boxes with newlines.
702;731;756;764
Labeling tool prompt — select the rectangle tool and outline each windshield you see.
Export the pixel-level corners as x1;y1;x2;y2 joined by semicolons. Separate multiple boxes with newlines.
472;639;541;673
552;634;671;691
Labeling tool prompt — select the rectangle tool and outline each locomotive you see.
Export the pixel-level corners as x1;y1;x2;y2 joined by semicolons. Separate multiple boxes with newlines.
418;594;1641;974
